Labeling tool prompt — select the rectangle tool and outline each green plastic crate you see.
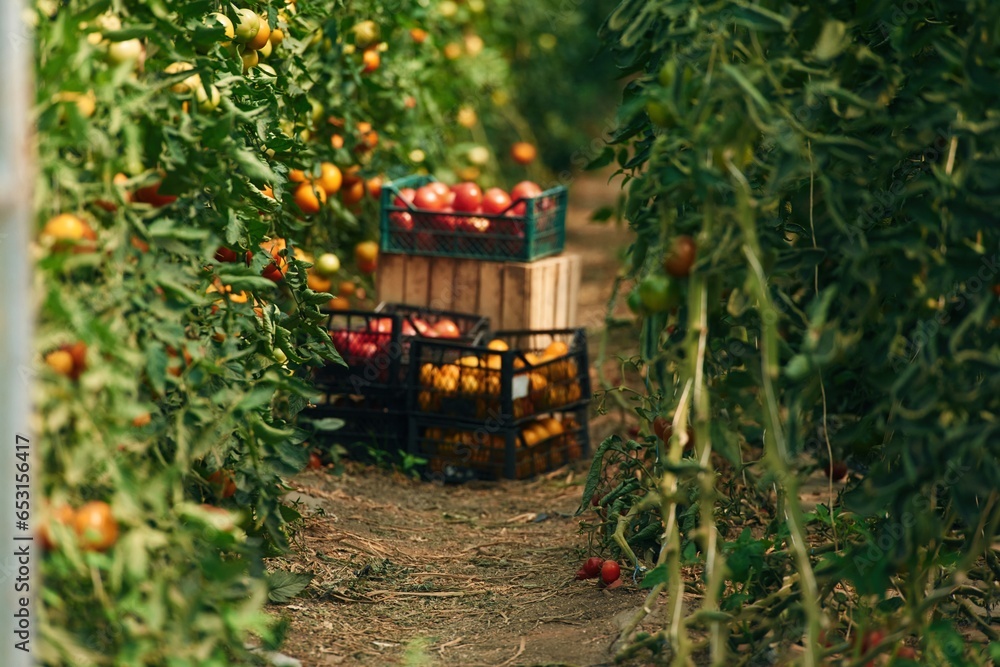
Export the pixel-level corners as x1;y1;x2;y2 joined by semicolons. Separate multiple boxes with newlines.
379;175;568;262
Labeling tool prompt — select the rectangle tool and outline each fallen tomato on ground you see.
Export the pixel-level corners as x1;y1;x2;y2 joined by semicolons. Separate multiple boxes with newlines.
600;560;621;586
575;556;604;580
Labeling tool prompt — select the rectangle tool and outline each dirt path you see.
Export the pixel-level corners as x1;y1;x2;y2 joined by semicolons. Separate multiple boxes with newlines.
270;174;649;666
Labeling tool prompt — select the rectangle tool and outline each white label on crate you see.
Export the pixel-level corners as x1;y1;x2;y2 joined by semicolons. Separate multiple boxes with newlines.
512;374;530;400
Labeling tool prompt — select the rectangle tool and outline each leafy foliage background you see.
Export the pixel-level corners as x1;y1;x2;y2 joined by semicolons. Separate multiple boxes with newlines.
32;0;612;663
590;0;1000;662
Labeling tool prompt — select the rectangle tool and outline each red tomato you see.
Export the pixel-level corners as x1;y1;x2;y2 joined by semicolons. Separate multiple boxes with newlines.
433;318;461;338
451;182;483;213
481;187;512;215
391;211;414;231
307;452;323;470
133;181;178;207
425;181;450;198
215;246;239;263
664;235;697;278
433;207;460;231
510;181;543;216
394;187;415;208
825;460;849;481
600;560;621;585
74;501;119;552
652;417;670;442
368;317;394;334
861;629;885;652
582;557;604;578
413;185;447;211
411;318;432;336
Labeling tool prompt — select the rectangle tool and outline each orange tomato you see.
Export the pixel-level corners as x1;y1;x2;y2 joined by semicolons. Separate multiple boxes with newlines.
511;142;537;165
338;280;356;298
342;165;362;186
208;470;237;498
331;134;345;149
410;28;428;43
543;341;569;358
366;176;383;199
74;501;119;552
40;504;76;551
289;168;307;183
362;48;380;73
246;13;271;50
316;162;343;195
355;240;378;265
307;271;333;293
340;179;365;207
261;185;274;198
131;412;152;428
328;296;350;310
41;213;97;253
294;182;327;214
45;349;75;377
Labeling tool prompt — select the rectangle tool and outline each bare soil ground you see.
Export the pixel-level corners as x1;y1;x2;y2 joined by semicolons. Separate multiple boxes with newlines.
270;173;655;667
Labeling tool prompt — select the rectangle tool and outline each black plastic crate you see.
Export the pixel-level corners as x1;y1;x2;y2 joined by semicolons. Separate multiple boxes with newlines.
379;175;568;262
407;328;591;424
409;407;589;481
317;305;490;399
305;395;409;455
317;309;405;397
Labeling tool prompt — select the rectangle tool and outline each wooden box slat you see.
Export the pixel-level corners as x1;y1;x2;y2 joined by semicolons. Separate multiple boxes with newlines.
376;253;581;330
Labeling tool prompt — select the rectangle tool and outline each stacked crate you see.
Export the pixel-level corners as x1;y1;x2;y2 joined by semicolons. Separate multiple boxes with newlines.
308;304;489;454
406;329;591;480
377;175;582;330
308;175;591;480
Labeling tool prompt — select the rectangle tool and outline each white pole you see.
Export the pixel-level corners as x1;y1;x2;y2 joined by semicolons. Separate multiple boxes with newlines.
0;0;35;664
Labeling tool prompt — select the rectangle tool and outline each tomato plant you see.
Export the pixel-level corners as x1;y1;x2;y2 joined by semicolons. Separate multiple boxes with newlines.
34;0;606;663
585;1;1000;664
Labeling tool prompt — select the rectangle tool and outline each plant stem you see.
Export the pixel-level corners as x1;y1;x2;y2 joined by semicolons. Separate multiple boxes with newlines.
730;176;822;667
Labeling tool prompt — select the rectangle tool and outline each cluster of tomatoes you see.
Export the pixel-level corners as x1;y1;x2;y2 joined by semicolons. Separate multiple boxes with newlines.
415;338;584;420
575;556;623;589
422;414;583;479
329;313;465;369
386;179;554;256
40;501;118;553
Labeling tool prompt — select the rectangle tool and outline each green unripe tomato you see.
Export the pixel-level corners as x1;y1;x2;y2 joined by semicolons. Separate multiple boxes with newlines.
645;101;672;128
658;60;676;88
627;287;645;315
209;13;235;46
352;20;380;49
637;275;679;313
233;8;260;44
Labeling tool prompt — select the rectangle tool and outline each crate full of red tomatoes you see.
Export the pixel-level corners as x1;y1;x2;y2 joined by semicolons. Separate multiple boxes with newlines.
314;303;490;399
379;175;567;262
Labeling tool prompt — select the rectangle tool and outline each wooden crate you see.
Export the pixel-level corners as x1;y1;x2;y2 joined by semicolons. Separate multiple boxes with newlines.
376;253;581;330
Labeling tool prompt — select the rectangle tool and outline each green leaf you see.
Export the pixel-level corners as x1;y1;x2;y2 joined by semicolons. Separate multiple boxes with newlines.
307;418;346;432
812;20;848;61
577;435;621;514
585;146;615;171
591;206;615;223
720;64;772;113
638;563;668;589
233;148;278;184
266;571;314;604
